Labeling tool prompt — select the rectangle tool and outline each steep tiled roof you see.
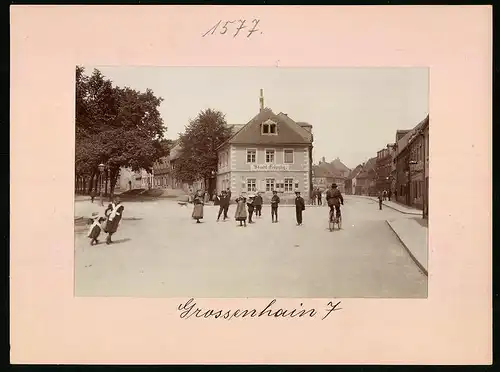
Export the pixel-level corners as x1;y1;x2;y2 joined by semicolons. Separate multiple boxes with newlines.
224;108;311;146
394;115;429;159
364;156;377;170
330;158;350;173
277;114;313;142
313;162;344;179
168;140;183;160
348;164;364;179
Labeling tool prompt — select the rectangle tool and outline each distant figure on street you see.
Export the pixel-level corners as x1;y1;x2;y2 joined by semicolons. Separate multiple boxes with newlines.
317;189;323;206
90;189;96;203
226;188;232;201
247;194;256;224
295;190;305;226
192;190;204;223
378;191;383;210
270;190;280;223
217;190;228;222
87;212;106;246
234;193;248;227
104;196;125;245
394;189;397;200
311;189;316;205
388;189;392;201
254;192;263;217
383;190;388;201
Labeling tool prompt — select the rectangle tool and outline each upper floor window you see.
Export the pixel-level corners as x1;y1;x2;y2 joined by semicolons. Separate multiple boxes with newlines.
246;149;256;163
284;149;294;164
265;149;275;163
261;119;278;135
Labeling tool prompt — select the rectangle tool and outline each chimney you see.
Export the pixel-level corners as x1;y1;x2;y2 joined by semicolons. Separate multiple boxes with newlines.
259;89;264;111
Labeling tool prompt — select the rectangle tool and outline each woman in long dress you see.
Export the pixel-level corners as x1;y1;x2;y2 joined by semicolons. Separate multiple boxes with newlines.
234;194;247;227
104;196;125;244
192;190;204;223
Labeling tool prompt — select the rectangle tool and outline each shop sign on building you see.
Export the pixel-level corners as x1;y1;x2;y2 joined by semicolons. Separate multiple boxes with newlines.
250;164;291;172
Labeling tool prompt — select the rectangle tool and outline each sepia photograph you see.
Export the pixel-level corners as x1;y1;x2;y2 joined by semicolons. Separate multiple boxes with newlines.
74;67;429;298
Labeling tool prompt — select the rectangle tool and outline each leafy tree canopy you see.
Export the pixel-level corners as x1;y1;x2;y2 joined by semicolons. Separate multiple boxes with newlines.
174;109;233;184
75;66;168;181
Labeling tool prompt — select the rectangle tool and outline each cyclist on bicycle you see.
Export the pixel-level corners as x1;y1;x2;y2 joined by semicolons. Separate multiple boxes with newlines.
326;183;344;220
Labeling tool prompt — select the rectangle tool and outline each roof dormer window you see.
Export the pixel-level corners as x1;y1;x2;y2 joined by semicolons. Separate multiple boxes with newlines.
261;119;278;135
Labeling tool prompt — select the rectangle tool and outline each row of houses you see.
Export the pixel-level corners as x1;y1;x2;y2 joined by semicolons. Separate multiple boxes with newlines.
344;115;429;217
311;157;351;193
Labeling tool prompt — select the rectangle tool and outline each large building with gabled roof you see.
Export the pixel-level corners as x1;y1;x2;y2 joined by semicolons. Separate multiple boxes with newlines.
216;90;314;199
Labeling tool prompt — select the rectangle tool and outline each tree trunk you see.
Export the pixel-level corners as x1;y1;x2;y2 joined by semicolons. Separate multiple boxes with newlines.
104;168;109;198
109;167;119;198
87;171;96;194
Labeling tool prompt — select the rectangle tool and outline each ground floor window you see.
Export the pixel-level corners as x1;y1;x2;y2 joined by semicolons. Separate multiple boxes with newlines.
247;178;256;192
265;178;275;192
284;178;293;192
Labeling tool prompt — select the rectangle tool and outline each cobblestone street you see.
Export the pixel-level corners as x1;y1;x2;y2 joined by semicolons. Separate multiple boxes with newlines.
74;196;428;298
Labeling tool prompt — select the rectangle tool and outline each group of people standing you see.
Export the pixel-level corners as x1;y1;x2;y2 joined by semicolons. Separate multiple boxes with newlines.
87;196;125;245
191;188;307;226
310;188;324;206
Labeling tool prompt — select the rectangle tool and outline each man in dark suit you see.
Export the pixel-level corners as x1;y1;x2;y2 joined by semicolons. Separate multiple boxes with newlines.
295;190;305;226
253;192;263;217
217;190;230;221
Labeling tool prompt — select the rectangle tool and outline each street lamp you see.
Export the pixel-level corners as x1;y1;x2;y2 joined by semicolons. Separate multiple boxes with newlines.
98;163;105;206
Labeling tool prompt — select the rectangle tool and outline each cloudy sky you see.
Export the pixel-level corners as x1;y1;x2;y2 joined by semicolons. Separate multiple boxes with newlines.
83;66;428;169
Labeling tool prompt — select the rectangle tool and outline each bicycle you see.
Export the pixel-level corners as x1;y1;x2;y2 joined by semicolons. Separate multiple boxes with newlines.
328;205;342;231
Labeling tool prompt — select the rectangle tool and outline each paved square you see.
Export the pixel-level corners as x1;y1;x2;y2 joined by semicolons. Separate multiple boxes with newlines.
74;196;427;298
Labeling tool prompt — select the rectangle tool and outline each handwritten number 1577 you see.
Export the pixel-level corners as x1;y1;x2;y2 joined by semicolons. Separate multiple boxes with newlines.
202;19;261;38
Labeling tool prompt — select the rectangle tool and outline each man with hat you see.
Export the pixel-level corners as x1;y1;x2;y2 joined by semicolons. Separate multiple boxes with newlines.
294;189;305;226
270;190;280;223
253;191;263;217
217;190;229;222
326;183;344;221
247;193;256;224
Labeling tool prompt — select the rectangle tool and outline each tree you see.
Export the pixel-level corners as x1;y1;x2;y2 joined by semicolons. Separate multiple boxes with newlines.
174;109;233;192
75;66;168;196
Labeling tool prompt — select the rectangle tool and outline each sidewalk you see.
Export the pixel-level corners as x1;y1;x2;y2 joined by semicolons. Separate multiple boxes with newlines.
350;195;422;215
386;217;428;276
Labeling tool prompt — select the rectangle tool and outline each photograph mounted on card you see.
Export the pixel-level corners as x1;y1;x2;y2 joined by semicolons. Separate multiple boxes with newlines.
74;66;429;299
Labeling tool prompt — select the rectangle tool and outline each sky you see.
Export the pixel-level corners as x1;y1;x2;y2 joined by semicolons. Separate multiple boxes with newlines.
84;66;428;169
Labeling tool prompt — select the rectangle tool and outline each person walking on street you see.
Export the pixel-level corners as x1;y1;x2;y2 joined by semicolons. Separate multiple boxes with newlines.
254;192;263;217
247;195;255;224
192;190;204;223
103;196;125;245
317;189;323;206
388;189;392;201
311;189;316;205
90;189;96;203
295;190;305;226
270;190;280;223
378;191;383;210
234;193;248;227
